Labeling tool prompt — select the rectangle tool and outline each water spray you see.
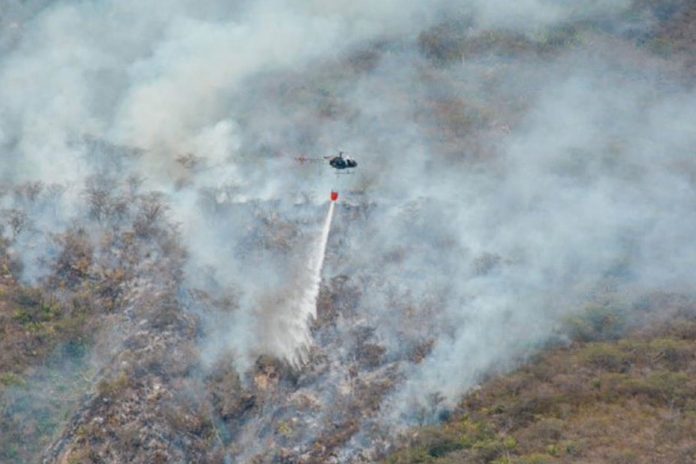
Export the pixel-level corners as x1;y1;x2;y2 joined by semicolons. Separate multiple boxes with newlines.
286;191;337;366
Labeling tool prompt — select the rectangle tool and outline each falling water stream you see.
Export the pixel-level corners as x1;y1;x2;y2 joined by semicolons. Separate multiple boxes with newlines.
287;200;335;365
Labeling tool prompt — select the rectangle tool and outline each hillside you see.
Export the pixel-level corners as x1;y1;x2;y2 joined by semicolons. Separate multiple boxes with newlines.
385;300;696;463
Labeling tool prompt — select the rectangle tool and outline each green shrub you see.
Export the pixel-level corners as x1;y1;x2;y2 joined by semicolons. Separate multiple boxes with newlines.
647;338;692;371
11;290;61;326
579;344;629;372
0;372;25;388
565;305;627;342
97;372;132;399
516;453;556;464
617;371;691;406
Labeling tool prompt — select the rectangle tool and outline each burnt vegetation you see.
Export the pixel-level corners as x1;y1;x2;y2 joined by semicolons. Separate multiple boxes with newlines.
0;170;191;463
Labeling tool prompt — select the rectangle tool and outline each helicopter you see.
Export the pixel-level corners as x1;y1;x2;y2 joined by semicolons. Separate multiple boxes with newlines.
295;151;358;172
327;151;358;170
